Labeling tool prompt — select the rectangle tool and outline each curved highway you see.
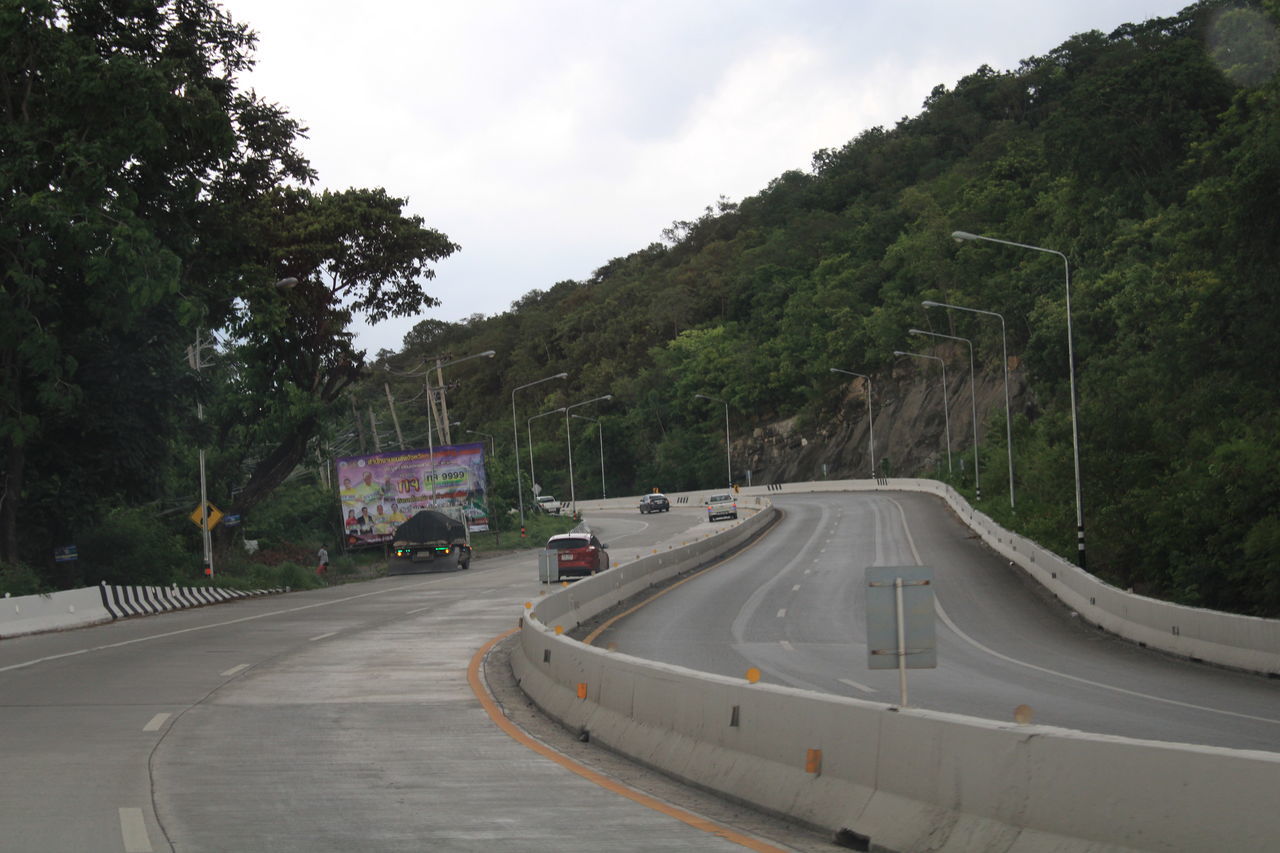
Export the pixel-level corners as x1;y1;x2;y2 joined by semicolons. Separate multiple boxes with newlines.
589;492;1280;752
0;510;827;853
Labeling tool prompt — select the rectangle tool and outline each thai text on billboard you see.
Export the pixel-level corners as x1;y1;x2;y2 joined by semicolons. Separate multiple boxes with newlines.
335;443;490;546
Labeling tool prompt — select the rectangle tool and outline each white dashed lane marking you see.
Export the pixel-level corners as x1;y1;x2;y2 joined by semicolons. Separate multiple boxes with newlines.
142;713;169;732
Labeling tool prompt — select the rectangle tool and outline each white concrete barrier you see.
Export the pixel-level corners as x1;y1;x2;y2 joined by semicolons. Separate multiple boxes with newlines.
518;487;1280;851
0;587;114;637
0;582;287;639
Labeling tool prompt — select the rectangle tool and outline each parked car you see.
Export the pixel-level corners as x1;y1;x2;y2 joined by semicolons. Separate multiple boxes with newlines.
545;532;610;578
639;493;670;513
535;495;560;514
705;493;738;521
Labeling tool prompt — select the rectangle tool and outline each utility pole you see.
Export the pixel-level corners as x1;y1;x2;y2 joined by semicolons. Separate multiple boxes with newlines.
187;329;216;578
384;383;405;450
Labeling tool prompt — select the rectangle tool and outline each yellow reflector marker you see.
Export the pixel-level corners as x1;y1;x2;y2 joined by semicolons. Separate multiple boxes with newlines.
554;625;564;635
746;667;761;683
524;601;532;609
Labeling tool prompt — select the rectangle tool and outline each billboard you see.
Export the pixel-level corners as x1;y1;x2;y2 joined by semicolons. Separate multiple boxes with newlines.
335;443;491;546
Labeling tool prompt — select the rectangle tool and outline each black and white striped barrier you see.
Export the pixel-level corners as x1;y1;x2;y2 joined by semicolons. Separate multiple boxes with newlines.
97;582;286;620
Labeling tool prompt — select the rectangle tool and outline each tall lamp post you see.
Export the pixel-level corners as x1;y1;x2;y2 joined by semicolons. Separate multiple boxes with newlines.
694;393;732;488
924;300;1015;509
564;395;612;516
528;407;566;497
910;328;980;501
952;230;1084;567
465;429;495;457
894;350;952;473
512;372;569;536
571;414;607;499
828;368;876;478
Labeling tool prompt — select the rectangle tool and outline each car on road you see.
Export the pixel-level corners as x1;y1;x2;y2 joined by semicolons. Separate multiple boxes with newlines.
545;532;610;578
639;493;670;513
705;493;738;521
535;495;560;514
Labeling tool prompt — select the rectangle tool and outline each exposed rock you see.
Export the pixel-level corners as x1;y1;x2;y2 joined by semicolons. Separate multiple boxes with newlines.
736;361;1036;487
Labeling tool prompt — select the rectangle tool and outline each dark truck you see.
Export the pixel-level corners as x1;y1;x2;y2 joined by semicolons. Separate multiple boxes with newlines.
388;510;472;574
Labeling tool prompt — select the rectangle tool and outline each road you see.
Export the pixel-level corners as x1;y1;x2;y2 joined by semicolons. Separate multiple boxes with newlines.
0;509;830;853
590;492;1280;752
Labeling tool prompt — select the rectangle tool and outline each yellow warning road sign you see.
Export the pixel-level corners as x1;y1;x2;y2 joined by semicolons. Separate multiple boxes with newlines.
189;503;224;530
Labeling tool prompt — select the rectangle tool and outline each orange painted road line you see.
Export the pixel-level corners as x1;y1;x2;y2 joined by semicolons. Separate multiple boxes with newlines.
468;629;791;853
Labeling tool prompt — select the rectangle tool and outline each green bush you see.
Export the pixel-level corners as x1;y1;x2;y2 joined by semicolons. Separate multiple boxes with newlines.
0;562;49;596
78;507;186;585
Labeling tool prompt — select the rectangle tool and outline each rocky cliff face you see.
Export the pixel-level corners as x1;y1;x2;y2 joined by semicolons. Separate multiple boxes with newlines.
738;357;1035;487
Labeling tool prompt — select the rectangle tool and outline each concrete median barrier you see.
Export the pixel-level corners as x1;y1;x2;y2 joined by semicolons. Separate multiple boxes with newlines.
517;487;1280;851
1;582;287;639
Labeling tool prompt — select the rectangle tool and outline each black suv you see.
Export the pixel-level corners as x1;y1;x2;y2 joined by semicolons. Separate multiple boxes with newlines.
639;493;670;513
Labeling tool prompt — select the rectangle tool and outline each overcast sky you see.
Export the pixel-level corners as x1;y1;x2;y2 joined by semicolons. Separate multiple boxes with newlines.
218;0;1189;354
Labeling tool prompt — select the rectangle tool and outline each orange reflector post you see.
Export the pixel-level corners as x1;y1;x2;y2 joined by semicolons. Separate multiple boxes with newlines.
577;683;588;699
554;625;564;635
806;749;823;775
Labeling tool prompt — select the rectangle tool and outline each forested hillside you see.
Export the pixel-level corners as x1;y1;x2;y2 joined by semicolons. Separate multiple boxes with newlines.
3;1;1277;617
365;1;1280;615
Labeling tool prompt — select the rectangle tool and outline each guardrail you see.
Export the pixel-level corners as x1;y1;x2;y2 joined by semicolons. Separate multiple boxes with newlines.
1;582;287;639
517;483;1280;851
579;480;1280;676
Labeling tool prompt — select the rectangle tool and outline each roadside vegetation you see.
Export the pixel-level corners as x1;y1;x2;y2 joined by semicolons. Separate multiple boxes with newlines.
2;1;1276;616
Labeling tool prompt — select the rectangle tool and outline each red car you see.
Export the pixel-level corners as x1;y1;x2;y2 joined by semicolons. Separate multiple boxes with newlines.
545;532;610;578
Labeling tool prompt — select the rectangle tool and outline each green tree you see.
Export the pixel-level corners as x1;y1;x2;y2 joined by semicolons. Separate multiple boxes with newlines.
208;187;460;564
0;1;311;571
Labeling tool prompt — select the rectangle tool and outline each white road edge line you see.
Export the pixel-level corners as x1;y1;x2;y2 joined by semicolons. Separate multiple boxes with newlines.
220;664;250;677
310;632;338;642
839;677;878;694
776;608;787;618
780;640;795;652
791;584;801;592
886;496;1280;728
118;807;153;853
142;713;170;732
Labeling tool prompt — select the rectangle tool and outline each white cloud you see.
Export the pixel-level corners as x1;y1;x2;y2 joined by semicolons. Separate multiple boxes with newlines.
219;0;1192;353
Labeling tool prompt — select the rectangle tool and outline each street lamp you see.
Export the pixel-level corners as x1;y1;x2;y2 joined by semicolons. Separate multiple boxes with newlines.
924;300;1015;509
571;414;607;499
828;368;876;478
952;230;1085;566
693;394;732;488
564;395;613;516
894;350;952;473
528;407;566;498
512;372;569;536
465;429;495;457
910;328;980;501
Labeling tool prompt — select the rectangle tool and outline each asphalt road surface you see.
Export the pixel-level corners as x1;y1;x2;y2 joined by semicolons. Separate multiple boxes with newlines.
0;509;831;853
591;492;1280;752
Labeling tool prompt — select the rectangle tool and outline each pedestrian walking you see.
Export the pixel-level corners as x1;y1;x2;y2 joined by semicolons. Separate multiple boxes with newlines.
317;545;329;577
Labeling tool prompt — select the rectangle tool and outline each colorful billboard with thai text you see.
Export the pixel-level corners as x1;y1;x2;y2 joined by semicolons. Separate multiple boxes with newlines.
335;443;490;546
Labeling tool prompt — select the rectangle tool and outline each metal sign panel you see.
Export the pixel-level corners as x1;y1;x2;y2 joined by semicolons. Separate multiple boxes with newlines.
189;503;223;531
865;565;936;670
